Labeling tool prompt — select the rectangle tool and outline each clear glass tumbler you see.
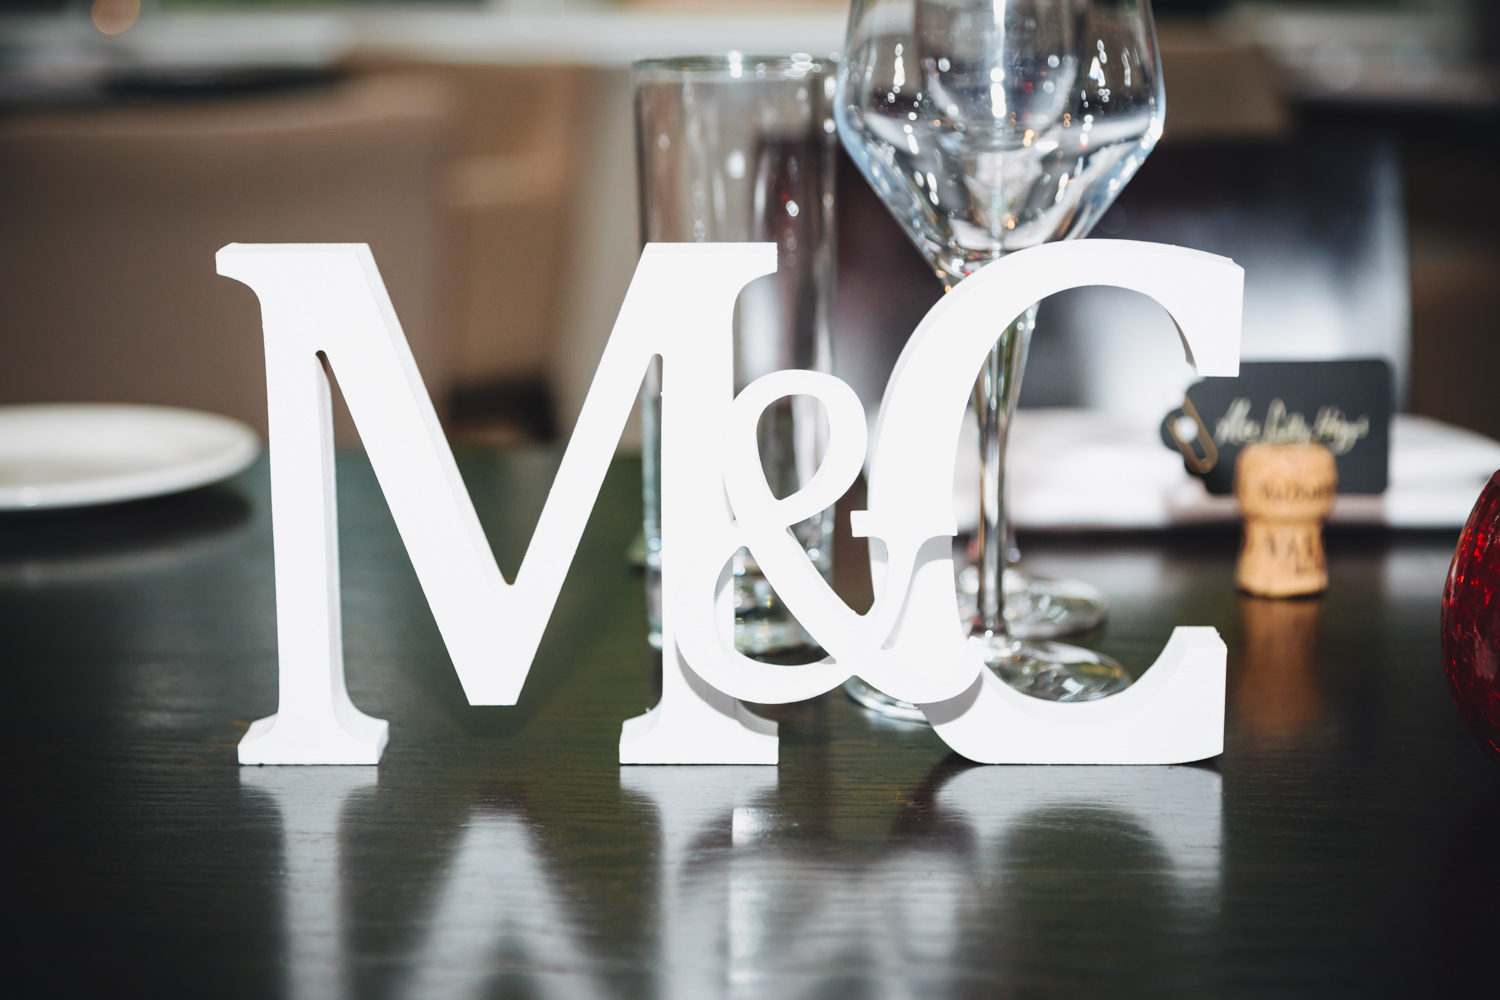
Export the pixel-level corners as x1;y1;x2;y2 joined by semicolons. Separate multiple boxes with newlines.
635;54;837;658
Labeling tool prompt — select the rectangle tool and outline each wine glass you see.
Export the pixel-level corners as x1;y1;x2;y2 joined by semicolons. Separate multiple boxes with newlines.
836;0;1164;710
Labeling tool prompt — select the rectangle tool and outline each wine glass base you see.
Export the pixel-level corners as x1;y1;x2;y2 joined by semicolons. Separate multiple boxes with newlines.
977;634;1132;702
957;567;1109;640
842;677;930;724
843;635;1131;724
1007;574;1109;640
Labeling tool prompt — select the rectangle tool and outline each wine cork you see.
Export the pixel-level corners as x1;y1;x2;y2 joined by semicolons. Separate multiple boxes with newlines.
1234;442;1338;598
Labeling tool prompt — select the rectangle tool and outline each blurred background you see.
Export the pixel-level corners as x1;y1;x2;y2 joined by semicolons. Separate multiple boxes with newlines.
0;0;1496;447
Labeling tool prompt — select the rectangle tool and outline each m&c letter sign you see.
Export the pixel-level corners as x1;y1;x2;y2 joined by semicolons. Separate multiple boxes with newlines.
219;240;1242;767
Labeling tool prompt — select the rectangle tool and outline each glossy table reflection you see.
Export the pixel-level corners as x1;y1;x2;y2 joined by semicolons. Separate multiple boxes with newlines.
2;449;1496;997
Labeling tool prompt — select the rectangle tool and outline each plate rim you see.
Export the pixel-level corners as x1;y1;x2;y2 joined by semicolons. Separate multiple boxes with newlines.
0;403;262;511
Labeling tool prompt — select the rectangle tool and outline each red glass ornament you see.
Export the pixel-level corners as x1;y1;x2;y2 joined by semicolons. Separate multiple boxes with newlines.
1444;470;1500;763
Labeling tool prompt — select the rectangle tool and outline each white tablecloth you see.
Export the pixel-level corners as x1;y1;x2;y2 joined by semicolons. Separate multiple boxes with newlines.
948;409;1500;531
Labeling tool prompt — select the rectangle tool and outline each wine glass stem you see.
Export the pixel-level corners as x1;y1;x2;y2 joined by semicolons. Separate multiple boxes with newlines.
973;304;1037;638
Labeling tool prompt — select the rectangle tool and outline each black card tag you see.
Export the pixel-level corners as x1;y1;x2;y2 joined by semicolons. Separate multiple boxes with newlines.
1160;359;1392;495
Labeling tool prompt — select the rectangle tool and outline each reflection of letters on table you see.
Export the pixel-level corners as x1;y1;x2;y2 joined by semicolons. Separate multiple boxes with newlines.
936;765;1224;902
220;239;1241;766
243;763;1221;997
239;767;376;1000
621;764;1223;994
402;813;609;1000
621;766;780;999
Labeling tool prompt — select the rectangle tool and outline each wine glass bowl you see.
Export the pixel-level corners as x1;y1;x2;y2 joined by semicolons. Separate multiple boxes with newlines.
840;0;1163;284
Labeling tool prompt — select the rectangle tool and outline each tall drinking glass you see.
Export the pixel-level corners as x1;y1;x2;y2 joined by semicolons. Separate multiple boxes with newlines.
635;54;838;659
837;0;1163;708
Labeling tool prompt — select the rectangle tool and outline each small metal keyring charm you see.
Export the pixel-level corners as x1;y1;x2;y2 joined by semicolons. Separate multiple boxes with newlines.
1165;395;1219;474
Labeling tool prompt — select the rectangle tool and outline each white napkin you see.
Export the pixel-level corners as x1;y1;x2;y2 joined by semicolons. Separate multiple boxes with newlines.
949;409;1500;531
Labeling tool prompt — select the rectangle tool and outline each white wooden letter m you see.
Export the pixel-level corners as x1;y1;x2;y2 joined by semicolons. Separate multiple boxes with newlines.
220;242;785;765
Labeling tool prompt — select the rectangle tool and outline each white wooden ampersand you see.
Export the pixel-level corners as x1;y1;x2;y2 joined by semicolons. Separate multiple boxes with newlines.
219;239;1242;766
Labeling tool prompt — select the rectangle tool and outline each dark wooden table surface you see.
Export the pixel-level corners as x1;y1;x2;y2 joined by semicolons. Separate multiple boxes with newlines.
3;449;1496;997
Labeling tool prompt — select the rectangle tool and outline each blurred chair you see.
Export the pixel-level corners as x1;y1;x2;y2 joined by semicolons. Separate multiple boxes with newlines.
438;61;579;437
348;60;584;443
0;72;453;442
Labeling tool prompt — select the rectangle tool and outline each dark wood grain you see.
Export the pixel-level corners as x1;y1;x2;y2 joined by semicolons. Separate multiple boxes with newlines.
0;449;1493;997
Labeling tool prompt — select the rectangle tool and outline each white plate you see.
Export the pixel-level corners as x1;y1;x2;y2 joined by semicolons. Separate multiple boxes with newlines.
0;404;261;511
